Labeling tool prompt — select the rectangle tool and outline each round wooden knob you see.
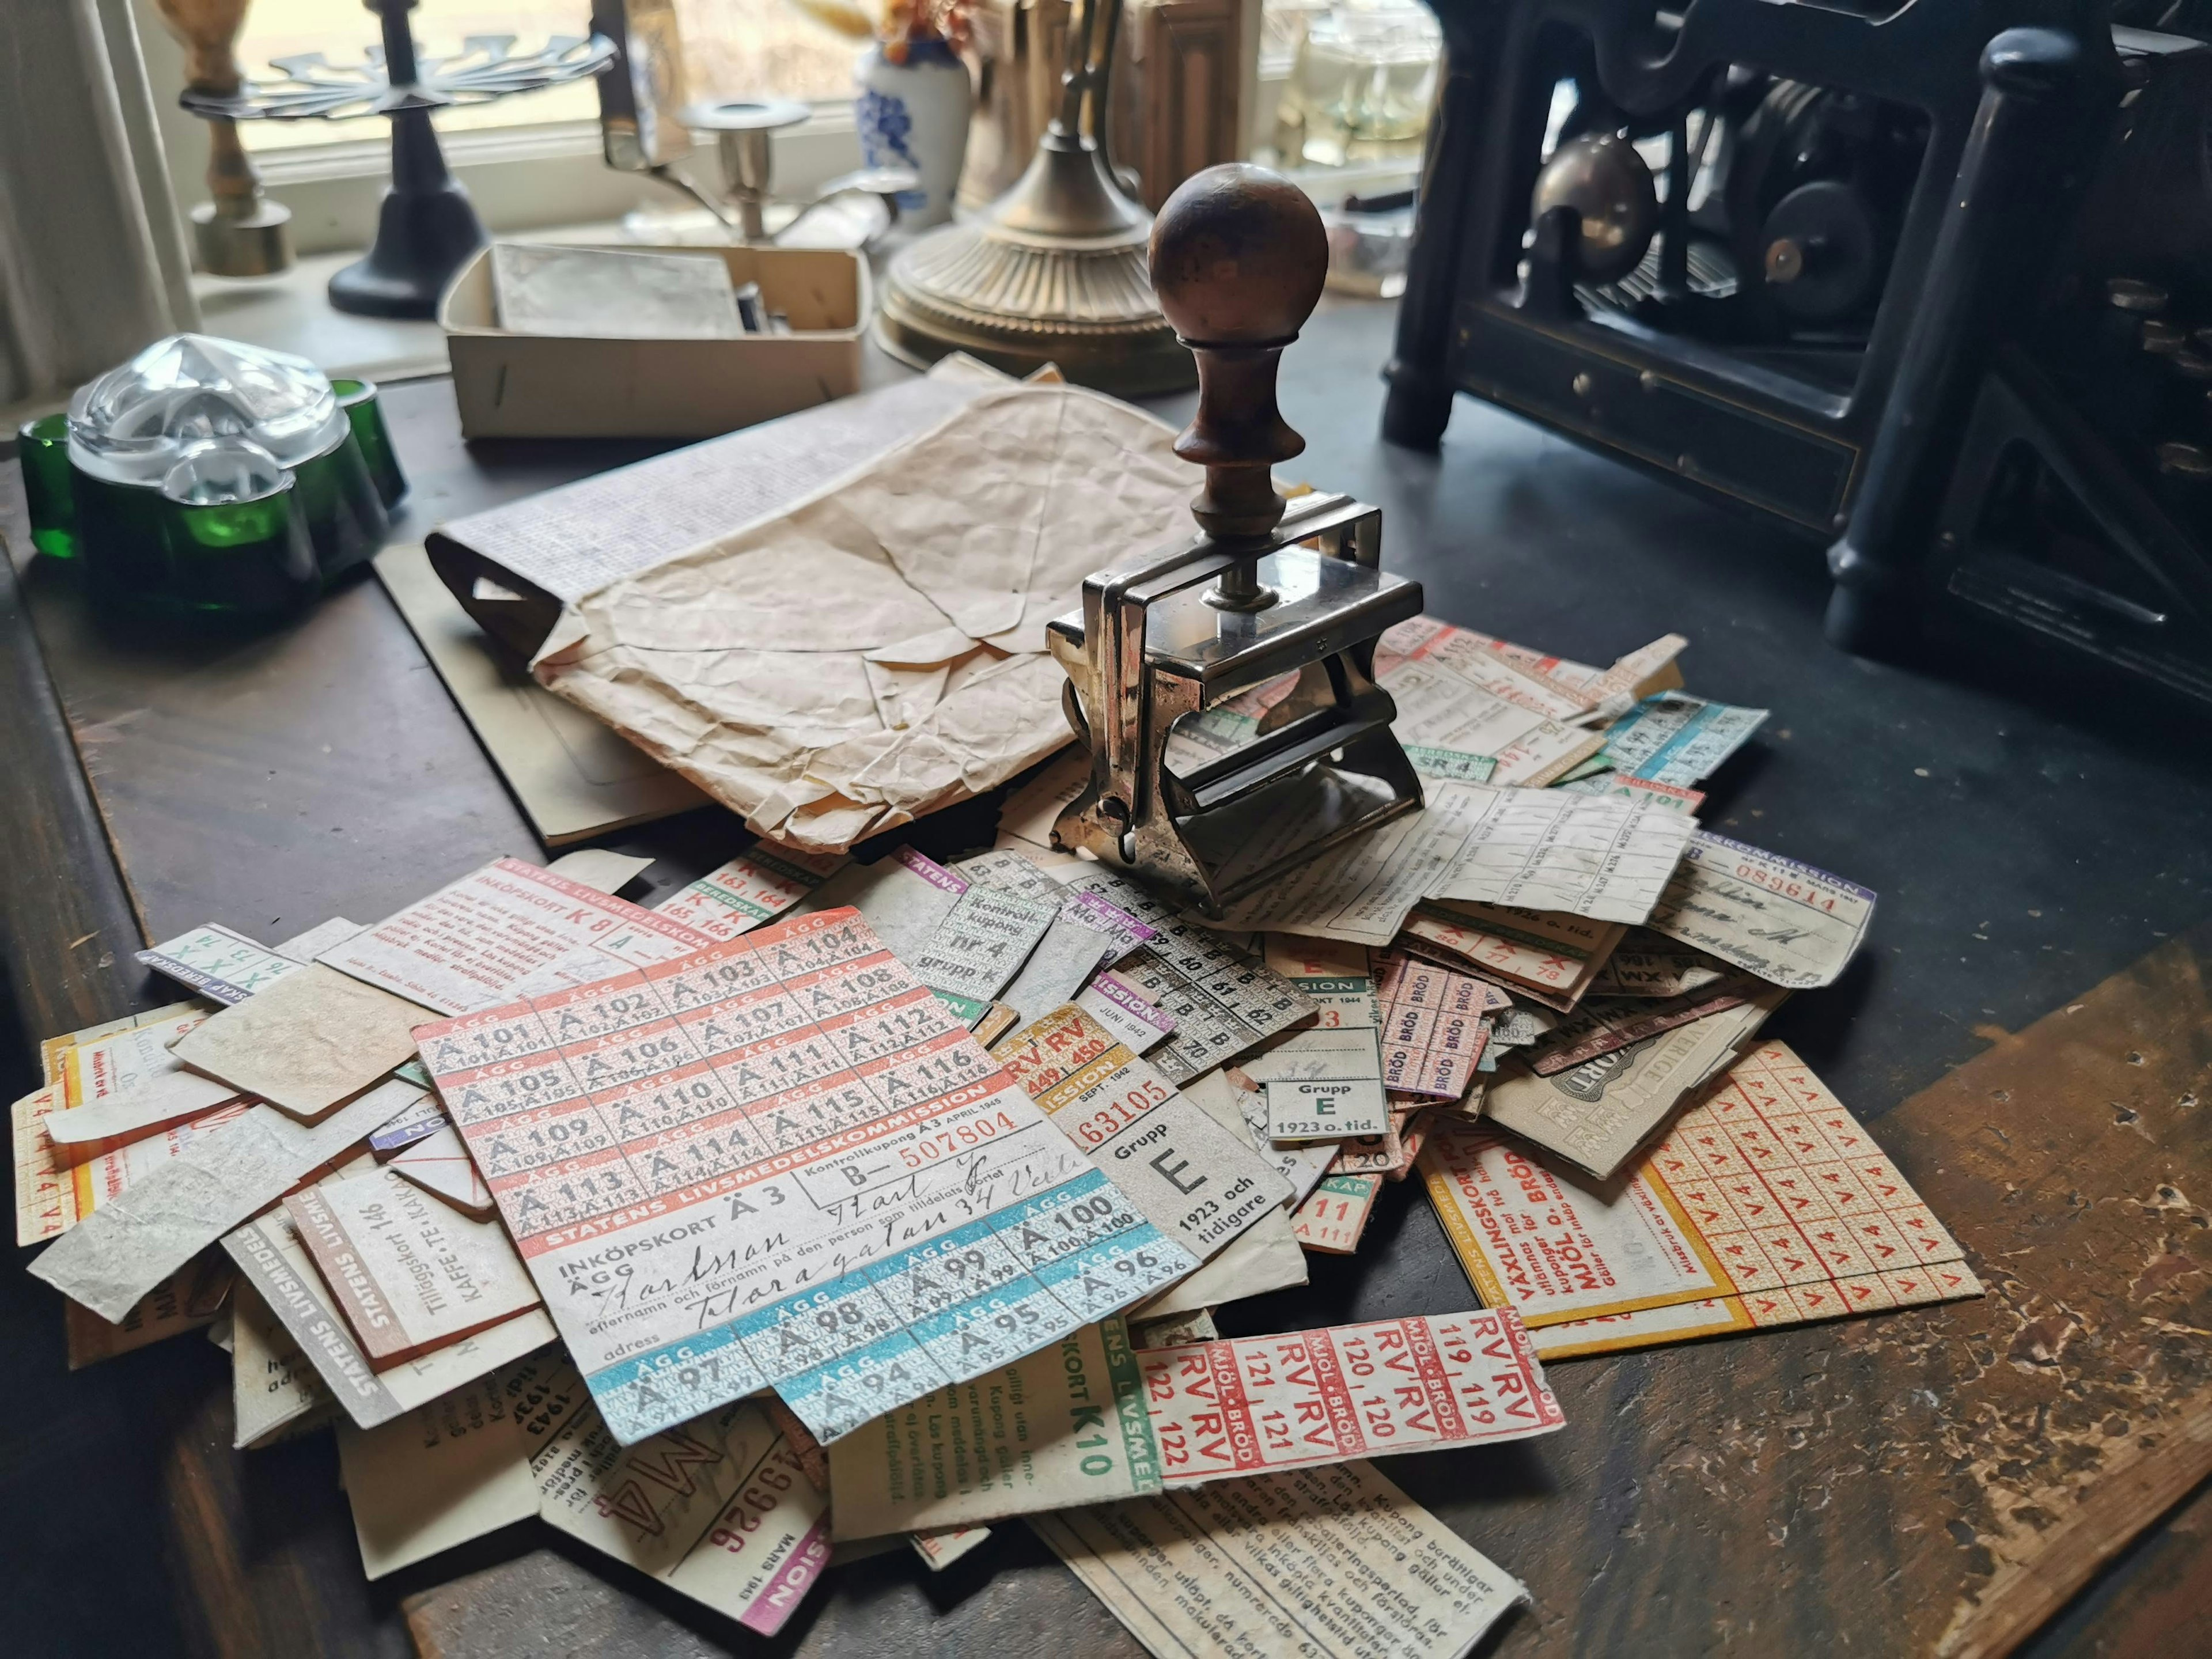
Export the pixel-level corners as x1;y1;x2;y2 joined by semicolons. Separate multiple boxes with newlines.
1151;163;1329;347
1149;164;1327;545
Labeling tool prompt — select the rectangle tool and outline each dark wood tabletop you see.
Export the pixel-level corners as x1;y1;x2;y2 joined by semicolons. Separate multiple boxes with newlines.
5;300;2209;1659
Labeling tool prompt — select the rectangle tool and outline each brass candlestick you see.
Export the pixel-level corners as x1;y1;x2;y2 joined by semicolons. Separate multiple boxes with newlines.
153;0;294;278
876;0;1192;395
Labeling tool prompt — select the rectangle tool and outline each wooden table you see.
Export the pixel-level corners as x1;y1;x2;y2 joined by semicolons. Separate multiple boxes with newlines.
5;301;2210;1658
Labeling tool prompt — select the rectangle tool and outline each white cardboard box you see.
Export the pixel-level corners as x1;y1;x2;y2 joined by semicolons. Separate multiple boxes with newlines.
439;243;869;440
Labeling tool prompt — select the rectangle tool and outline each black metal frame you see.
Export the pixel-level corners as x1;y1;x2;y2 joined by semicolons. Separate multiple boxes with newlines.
1378;1;2212;683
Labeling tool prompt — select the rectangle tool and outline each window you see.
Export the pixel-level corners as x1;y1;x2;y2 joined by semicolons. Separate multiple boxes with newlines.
233;0;858;156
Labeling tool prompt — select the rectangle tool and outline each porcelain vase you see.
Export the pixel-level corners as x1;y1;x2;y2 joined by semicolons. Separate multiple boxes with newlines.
854;40;971;231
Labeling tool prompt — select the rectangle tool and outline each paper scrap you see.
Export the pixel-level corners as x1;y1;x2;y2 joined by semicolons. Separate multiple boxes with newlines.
532;1391;831;1635
1427;783;1696;925
337;1355;572;1577
1596;692;1767;786
1524;982;1755;1074
1404;744;1498;783
137;923;304;1005
912;1525;994;1571
1481;990;1782;1181
233;1281;332;1449
654;843;846;940
995;1005;1291;1264
1195;1068;1338;1209
62;1252;233;1368
1399;902;1622;1012
1075;972;1177;1055
1589;936;1735;999
415;906;1195;1444
908;882;1060;1004
826;1309;1562;1536
272;916;367;965
544;847;654;896
368;1093;449;1158
286;1168;539;1366
802;846;964;965
1292;1173;1384;1254
1033;1460;1527;1659
30;1076;431;1323
169;964;432;1122
223;1199;558;1430
320;857;717;1017
1645;831;1876;990
1423;1041;1980;1351
388;1123;495;1215
1131;1308;1219;1349
1059;869;1316;1084
995;913;1118;1028
42;1068;241;1157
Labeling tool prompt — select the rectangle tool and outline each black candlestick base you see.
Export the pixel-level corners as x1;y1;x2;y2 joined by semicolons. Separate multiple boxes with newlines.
327;107;487;319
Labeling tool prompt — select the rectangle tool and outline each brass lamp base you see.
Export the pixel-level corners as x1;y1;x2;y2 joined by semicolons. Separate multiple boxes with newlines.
877;226;1192;394
874;0;1195;397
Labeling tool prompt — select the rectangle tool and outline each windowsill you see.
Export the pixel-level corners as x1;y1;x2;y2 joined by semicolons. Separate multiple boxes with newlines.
193;252;455;387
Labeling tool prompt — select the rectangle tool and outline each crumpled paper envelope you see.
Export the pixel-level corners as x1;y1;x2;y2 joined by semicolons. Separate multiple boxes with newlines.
531;382;1190;851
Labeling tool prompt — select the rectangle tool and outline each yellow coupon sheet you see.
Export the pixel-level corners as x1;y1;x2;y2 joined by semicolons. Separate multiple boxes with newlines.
1421;1040;1980;1353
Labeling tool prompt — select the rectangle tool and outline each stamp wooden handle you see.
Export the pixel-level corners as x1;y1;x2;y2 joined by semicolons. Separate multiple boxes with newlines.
1150;163;1330;543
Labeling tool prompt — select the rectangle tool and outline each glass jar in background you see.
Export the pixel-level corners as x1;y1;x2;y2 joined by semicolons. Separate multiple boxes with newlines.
1277;1;1441;170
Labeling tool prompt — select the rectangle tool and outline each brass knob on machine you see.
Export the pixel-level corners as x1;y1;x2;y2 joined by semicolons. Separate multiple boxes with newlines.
1149;163;1330;603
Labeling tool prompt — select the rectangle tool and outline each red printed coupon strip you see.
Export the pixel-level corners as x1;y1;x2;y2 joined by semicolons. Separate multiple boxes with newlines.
1421;1040;1980;1352
1400;902;1622;1012
825;1309;1563;1538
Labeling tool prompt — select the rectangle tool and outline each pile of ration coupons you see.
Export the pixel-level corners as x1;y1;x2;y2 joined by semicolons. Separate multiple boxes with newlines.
13;617;1980;1658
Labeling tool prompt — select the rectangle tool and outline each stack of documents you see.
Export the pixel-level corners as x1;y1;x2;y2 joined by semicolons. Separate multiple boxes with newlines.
8;615;1979;1659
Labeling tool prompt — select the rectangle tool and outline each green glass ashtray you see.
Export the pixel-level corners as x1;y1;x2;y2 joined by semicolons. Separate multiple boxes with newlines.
16;334;407;618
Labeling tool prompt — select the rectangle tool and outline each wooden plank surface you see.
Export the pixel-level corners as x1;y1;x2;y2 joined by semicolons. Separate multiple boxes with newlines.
8;311;2212;1656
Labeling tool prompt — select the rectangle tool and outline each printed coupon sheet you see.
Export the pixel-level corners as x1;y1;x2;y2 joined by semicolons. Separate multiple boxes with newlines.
1238;941;1387;1139
1596;693;1767;787
1422;1041;1980;1355
1372;950;1503;1100
413;906;1195;1445
1033;1460;1527;1659
1646;831;1876;990
828;1309;1561;1536
285;1168;541;1366
653;843;847;940
1292;1173;1382;1254
1426;783;1697;926
994;1005;1290;1263
321;856;719;1016
1216;781;1501;948
1059;868;1317;1084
